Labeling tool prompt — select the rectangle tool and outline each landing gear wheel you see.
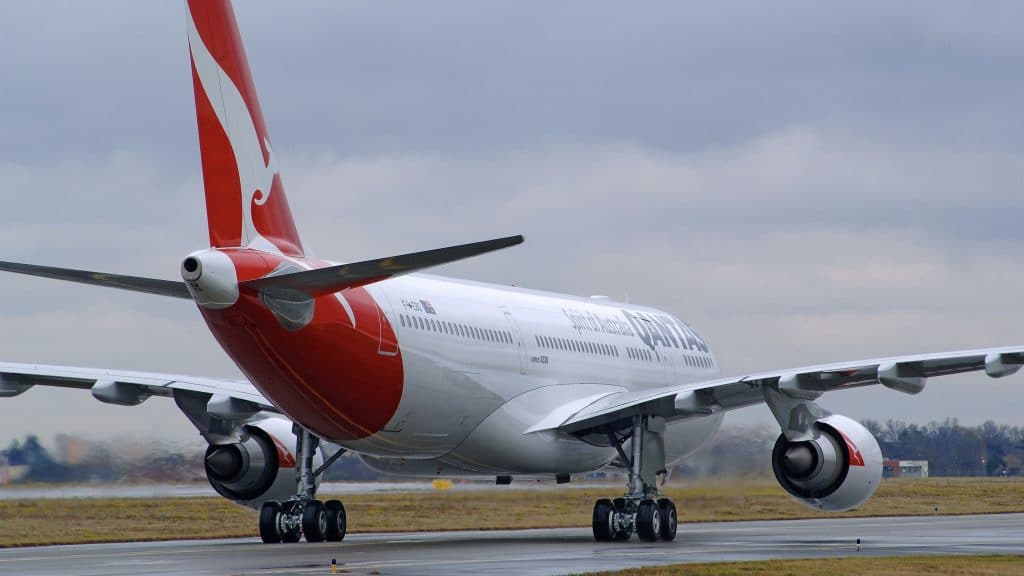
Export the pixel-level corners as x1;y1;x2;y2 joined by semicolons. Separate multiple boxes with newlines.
302;500;328;543
592;499;616;542
259;501;283;544
657;498;677;541
325;500;347;542
635;499;660;542
611;498;630;541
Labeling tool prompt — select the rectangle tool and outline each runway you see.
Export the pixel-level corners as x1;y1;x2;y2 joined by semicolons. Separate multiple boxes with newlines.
2;513;1022;576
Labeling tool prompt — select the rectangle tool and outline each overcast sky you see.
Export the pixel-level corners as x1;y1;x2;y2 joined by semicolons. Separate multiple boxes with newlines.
2;1;1024;449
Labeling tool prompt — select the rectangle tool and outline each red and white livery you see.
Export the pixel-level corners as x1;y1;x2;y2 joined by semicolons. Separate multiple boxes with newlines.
2;0;1022;544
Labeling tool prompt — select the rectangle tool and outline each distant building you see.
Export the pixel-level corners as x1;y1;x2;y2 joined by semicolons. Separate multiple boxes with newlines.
883;459;929;478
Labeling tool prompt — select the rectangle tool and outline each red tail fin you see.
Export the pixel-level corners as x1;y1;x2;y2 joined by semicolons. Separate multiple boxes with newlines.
186;0;304;257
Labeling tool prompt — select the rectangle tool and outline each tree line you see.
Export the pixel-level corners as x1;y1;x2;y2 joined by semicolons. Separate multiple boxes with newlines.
862;419;1024;477
678;419;1024;478
4;419;1024;483
1;434;378;484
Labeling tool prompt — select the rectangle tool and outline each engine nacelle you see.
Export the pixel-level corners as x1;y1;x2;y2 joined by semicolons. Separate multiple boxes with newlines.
204;417;318;509
771;414;882;512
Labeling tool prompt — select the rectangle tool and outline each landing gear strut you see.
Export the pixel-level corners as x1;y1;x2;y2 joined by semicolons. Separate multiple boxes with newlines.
259;427;347;544
592;414;677;543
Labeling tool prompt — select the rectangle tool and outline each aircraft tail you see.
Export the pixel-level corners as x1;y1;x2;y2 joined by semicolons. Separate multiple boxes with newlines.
186;0;304;257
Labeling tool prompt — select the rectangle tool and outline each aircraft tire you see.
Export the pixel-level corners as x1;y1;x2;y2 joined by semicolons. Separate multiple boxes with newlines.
635;499;660;542
302;500;327;543
259;501;283;544
592;499;616;542
325;500;347;542
657;498;677;541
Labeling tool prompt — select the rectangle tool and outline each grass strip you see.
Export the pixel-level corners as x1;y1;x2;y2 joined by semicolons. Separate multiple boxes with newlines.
1;477;1023;547
575;554;1024;575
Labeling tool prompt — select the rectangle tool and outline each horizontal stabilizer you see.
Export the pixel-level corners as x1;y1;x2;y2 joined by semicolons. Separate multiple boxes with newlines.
242;235;525;297
0;260;191;299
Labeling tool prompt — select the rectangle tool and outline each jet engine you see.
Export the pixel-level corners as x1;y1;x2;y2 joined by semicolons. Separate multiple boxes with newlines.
204;417;317;509
771;414;882;512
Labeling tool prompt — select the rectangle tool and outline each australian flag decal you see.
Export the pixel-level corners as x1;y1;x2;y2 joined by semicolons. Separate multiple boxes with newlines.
420;300;436;315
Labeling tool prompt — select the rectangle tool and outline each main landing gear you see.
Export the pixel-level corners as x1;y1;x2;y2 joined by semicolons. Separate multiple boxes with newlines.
592;414;677;543
259;427;348;544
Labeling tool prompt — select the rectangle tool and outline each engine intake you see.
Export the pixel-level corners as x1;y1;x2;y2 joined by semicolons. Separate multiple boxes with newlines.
771;414;882;512
205;427;280;502
203;418;310;508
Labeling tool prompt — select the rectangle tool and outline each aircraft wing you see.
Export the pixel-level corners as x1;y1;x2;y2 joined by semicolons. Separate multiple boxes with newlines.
549;346;1024;435
0;361;278;438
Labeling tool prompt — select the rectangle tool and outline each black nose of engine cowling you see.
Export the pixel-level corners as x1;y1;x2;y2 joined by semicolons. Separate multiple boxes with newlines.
781;444;816;479
205;445;243;480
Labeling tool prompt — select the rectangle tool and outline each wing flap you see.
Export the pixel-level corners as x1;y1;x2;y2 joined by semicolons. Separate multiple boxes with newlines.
0;362;274;410
552;346;1024;435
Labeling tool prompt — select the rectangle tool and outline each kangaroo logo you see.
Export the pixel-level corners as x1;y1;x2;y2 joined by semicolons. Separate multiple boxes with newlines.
187;10;283;255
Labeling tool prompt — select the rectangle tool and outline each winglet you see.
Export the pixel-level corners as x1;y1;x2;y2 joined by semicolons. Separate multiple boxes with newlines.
242;235;524;297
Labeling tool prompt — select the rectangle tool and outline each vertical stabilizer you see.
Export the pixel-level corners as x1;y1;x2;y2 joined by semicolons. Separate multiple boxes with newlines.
187;0;304;256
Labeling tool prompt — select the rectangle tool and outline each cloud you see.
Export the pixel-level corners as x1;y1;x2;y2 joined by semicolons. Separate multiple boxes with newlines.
2;2;1024;446
282;128;1024;427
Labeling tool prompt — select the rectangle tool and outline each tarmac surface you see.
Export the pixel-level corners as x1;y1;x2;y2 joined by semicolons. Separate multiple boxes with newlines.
2;513;1022;576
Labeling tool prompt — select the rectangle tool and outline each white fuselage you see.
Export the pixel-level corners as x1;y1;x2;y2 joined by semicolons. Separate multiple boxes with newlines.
345;273;725;477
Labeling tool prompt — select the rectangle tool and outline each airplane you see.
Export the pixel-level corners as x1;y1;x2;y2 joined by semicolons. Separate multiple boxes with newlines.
2;0;1022;545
